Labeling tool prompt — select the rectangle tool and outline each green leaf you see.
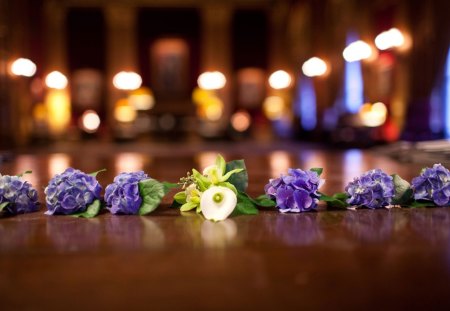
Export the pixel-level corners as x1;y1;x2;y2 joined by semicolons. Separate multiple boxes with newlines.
89;169;106;177
215;154;226;175
180;201;197;212
72;199;101;218
0;202;10;212
218;181;238;194
410;200;434;208
225;160;248;192
174;191;187;204
138;178;169;215
192;169;210;191
320;192;349;209
391;174;413;205
253;194;277;207
310;167;323;176
231;192;259;216
17;170;32;177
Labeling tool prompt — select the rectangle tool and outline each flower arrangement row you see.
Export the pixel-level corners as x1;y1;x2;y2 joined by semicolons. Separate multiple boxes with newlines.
1;154;449;221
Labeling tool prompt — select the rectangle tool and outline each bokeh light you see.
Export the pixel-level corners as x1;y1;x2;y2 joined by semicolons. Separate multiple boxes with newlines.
375;28;405;50
10;58;37;77
113;71;142;90
197;71;226;90
263;96;285;120
231;110;251;132
114;98;137;123
359;102;388;127
302;57;328;77
128;87;155;110
45;71;68;89
268;70;292;89
79;110;101;133
343;40;373;62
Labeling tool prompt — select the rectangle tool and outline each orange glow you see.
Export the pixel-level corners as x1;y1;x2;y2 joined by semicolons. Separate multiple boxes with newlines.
269;151;291;178
114;99;137;123
129;87;155;110
263;96;285;120
115;153;144;174
231;110;251;132
45;89;71;135
359;102;388;127
48;154;71;177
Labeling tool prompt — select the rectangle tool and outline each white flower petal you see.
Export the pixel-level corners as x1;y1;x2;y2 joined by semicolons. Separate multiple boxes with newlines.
200;186;237;221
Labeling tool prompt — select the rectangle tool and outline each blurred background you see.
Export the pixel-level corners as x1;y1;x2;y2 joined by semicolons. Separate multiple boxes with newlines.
0;0;449;149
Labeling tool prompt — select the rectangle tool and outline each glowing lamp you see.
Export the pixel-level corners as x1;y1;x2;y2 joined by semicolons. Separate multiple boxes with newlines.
302;57;328;77
343;40;372;62
113;71;142;90
375;28;405;50
197;71;226;90
268;70;292;89
45;71;68;89
11;58;36;77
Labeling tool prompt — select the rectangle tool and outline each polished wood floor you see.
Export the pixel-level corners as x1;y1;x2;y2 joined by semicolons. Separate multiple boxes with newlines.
1;141;450;310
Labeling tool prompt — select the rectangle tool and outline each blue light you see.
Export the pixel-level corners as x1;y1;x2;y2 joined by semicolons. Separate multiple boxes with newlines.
294;76;317;131
445;47;450;138
344;33;364;114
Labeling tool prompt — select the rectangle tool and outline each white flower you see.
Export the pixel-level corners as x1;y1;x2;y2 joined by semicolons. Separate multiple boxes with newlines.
200;186;237;221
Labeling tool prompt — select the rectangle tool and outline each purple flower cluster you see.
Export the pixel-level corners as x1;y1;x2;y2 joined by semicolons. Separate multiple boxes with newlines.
45;168;102;215
0;174;39;214
411;164;450;206
345;169;394;209
105;171;149;214
265;169;324;213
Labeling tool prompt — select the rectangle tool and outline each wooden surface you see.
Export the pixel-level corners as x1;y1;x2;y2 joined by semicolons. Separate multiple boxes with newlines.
1;141;450;310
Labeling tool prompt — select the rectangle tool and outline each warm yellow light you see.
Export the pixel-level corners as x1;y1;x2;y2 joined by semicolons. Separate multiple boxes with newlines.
45;71;68;89
302;57;328;77
113;71;142;90
359;102;388;127
343;40;372;62
269;151;291;178
115;153;144;174
204;98;223;121
45;89;71;135
268;70;292;89
192;87;214;105
48;154;70;177
114;99;137;123
231;110;251;132
129;87;155;110
11;58;36;77
80;110;101;133
263;96;285;120
197;71;226;90
375;28;405;50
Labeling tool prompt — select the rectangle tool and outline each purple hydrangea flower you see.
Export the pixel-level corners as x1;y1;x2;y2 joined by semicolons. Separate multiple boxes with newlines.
0;174;39;215
105;171;149;214
411;163;450;206
345;169;394;209
264;169;324;213
45;168;102;215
